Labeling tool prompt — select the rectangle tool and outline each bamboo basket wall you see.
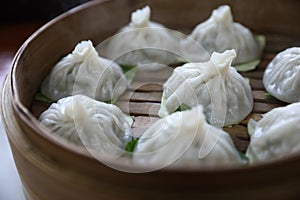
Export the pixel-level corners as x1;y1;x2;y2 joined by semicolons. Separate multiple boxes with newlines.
2;0;300;199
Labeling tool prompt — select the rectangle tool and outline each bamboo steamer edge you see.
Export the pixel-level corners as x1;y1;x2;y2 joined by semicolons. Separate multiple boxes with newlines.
2;0;300;199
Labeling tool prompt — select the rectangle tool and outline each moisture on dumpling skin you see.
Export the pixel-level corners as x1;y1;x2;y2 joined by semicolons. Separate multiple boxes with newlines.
133;106;245;170
159;49;253;127
39;94;133;158
41;40;128;102
101;6;181;69
180;5;263;65
263;47;300;103
246;102;300;163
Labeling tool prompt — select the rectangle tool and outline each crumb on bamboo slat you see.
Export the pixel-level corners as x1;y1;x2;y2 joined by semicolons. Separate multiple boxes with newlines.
224;125;249;140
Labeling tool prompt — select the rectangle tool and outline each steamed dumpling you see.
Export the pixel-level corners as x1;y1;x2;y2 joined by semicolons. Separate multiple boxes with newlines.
159;49;253;127
41;40;128;101
39;94;133;158
263;47;300;103
100;6;180;69
133;106;244;169
181;5;263;67
246;102;300;163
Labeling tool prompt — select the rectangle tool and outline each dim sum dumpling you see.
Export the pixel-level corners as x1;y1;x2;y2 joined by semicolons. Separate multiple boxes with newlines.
133;106;244;169
159;49;253;127
246;102;300;163
263;47;300;103
41;40;128;101
100;6;180;69
39;94;133;158
181;5;263;67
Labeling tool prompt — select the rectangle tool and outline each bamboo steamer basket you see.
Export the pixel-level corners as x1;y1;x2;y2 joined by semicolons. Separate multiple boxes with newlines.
2;0;300;199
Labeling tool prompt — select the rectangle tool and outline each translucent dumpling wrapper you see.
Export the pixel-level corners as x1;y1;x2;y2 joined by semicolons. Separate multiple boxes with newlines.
41;40;128;102
263;47;300;103
246;102;300;163
132;106;245;170
39;94;133;159
159;49;253;127
99;6;183;70
180;5;265;71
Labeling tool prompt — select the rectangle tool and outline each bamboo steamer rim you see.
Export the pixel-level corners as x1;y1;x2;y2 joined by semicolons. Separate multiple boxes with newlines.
6;0;300;174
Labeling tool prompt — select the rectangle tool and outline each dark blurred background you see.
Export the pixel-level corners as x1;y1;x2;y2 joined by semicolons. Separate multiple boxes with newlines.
0;0;94;86
0;0;93;23
0;1;93;200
